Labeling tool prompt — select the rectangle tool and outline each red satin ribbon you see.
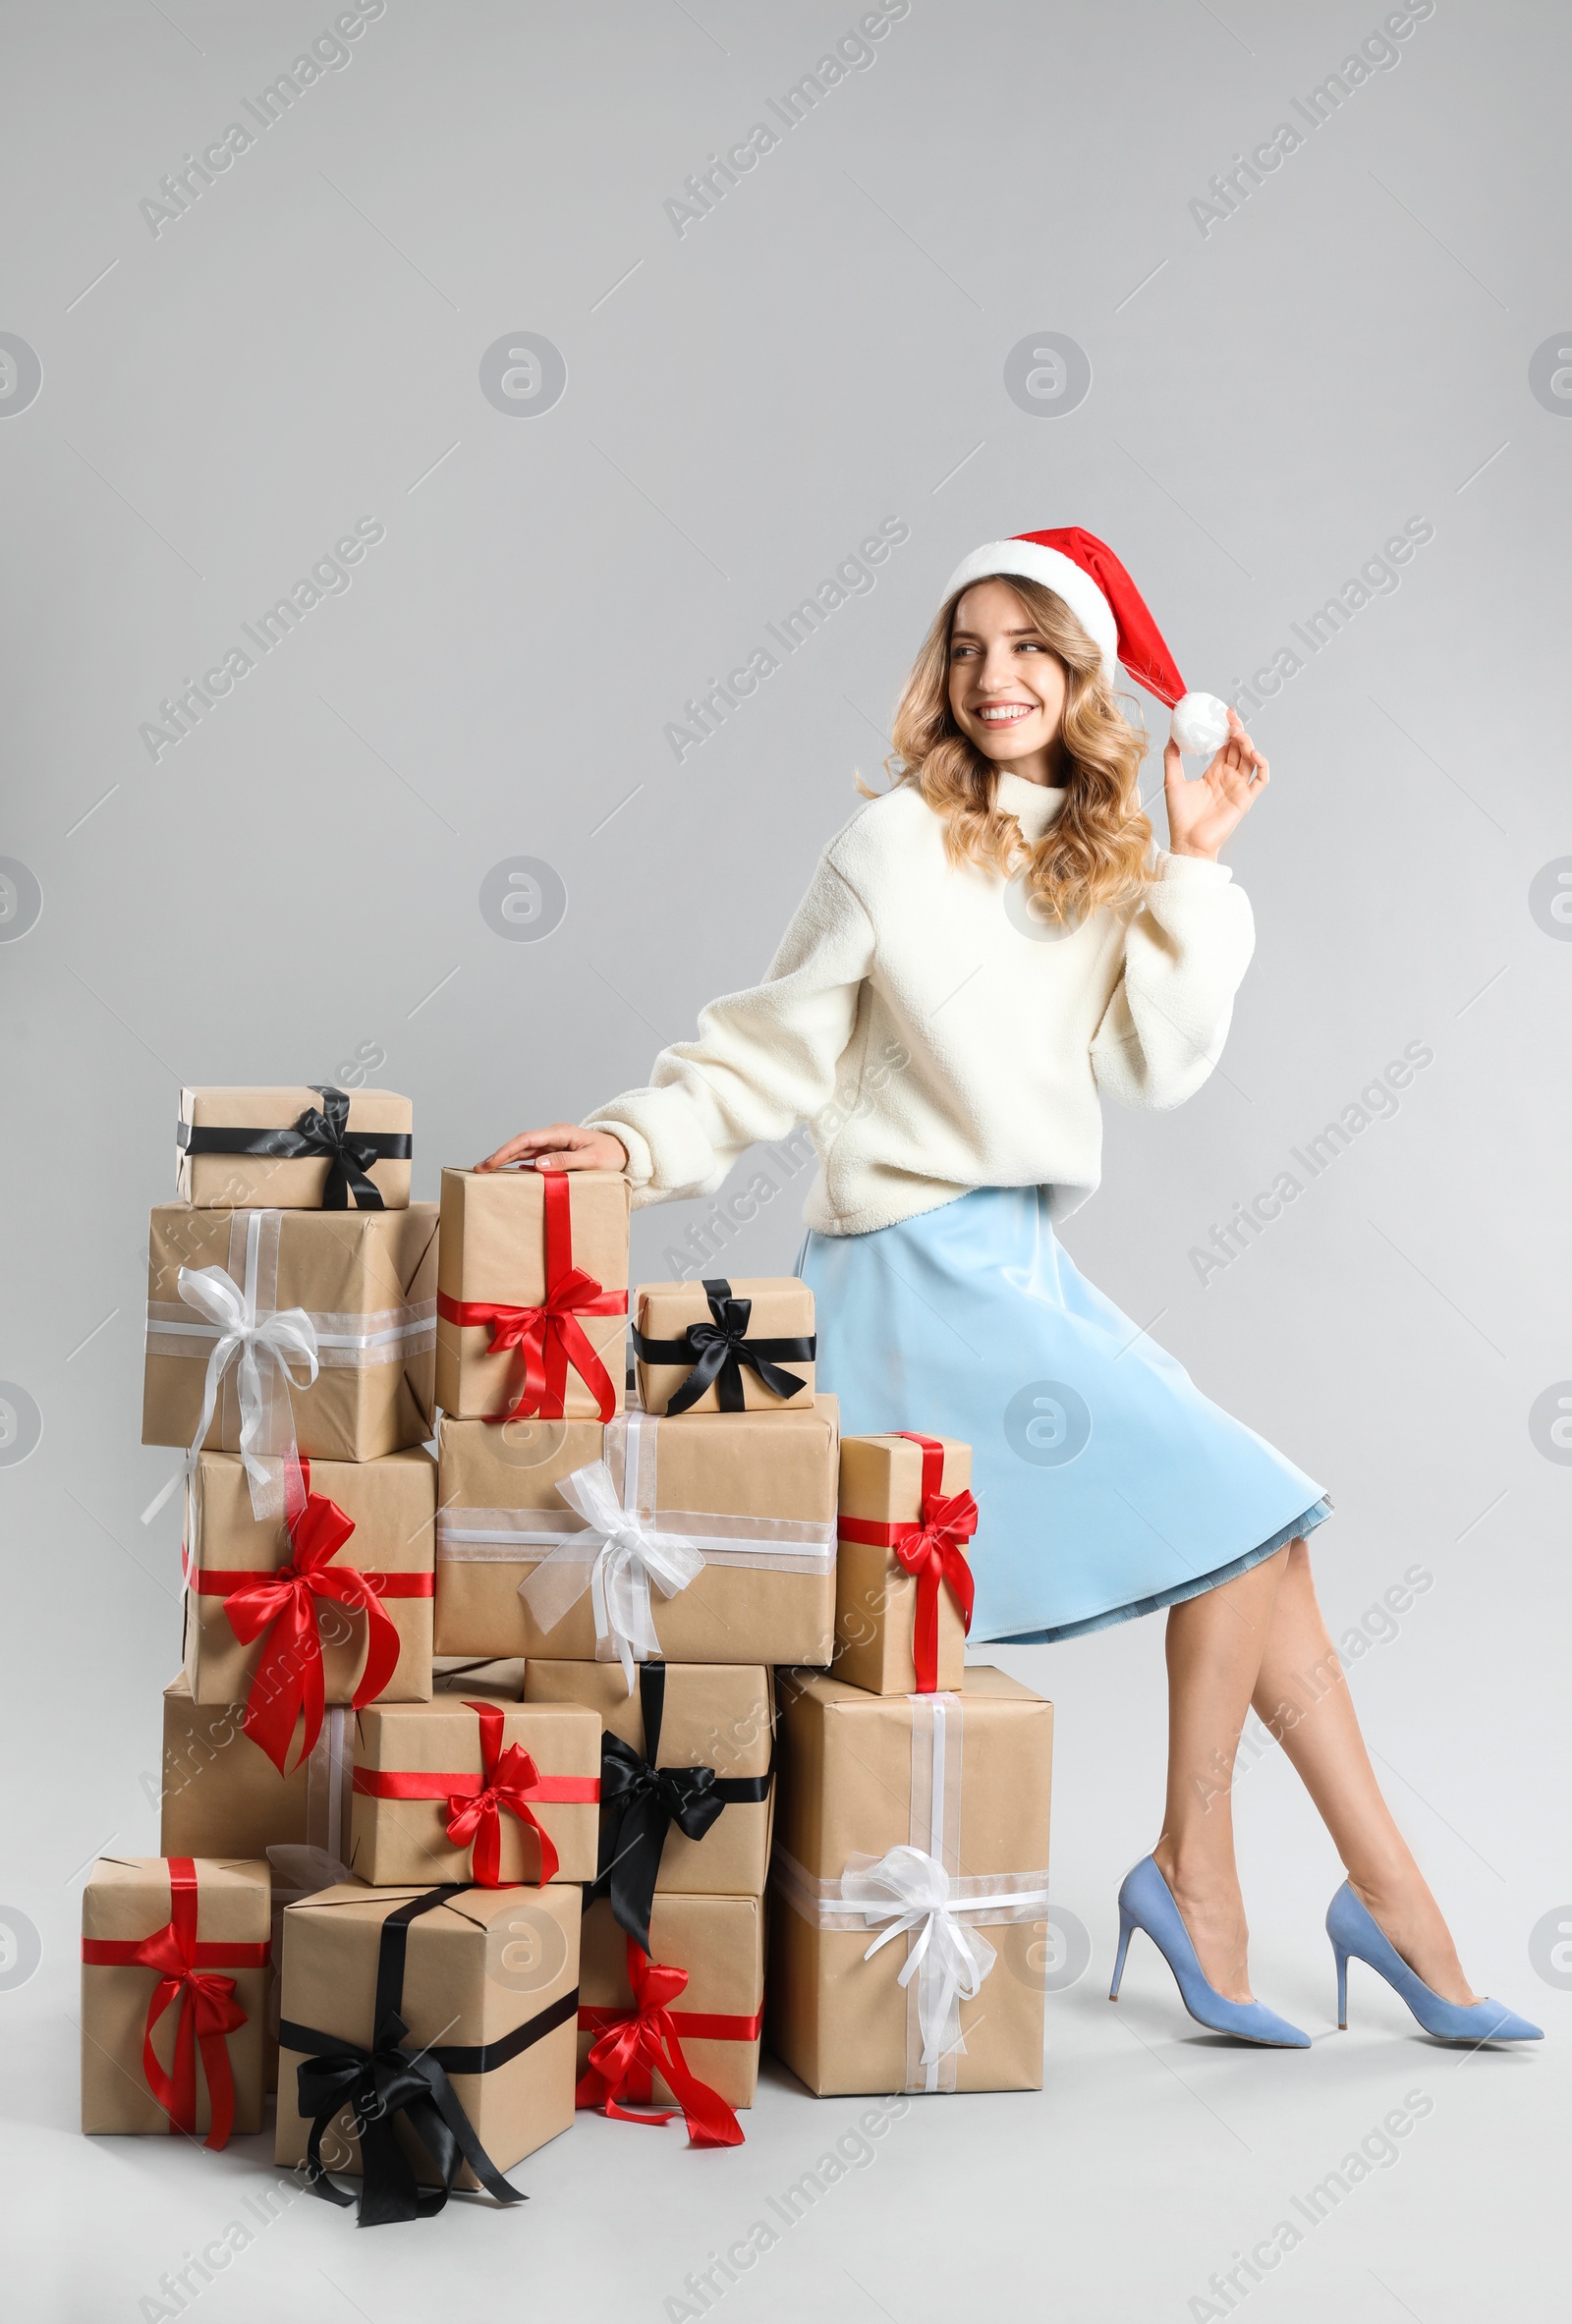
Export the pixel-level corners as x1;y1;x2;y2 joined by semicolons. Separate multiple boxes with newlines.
352;1701;599;1884
196;1463;425;1774
436;1169;625;1422
575;1937;747;2145
837;1431;977;1691
81;1859;269;2149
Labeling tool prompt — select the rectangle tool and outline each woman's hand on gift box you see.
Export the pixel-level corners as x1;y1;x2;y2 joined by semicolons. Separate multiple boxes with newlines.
475;1123;630;1174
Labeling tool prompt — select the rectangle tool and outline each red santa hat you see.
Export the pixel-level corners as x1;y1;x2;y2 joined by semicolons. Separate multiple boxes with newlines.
942;526;1231;755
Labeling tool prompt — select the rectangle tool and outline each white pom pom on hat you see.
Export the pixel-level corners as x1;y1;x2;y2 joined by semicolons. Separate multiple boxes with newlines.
943;526;1232;755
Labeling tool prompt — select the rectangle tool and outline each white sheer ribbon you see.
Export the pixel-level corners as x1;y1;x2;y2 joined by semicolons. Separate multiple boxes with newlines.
771;1693;1050;2091
141;1210;317;1525
519;1414;703;1690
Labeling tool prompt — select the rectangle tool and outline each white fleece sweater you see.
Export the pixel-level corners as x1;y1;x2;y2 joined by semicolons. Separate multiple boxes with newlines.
587;771;1255;1236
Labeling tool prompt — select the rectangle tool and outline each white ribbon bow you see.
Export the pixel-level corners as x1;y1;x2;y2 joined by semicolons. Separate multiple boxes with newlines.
519;1455;703;1692
141;1262;318;1526
844;1844;999;2068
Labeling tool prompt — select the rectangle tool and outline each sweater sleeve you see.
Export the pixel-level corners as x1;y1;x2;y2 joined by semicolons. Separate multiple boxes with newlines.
1091;853;1255;1110
584;853;875;1204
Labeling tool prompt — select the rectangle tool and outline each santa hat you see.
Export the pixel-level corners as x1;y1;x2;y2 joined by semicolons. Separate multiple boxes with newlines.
942;526;1230;755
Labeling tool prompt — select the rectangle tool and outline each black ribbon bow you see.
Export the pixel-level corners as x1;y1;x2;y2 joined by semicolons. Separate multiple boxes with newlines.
284;1887;566;2227
591;1664;771;1954
177;1083;412;1210
632;1277;814;1414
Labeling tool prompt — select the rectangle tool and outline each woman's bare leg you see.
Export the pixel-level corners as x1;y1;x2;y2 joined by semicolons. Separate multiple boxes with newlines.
1251;1538;1479;2005
1151;1547;1290;2002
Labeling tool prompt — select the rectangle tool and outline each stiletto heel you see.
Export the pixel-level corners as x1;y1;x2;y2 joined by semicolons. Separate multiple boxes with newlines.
1324;1883;1543;2043
1110;1856;1309;2047
1109;1909;1134;2001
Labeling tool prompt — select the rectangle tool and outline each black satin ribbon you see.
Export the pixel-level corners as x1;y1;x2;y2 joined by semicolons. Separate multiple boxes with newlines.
631;1277;814;1414
285;1887;561;2226
590;1663;772;1954
177;1084;412;1210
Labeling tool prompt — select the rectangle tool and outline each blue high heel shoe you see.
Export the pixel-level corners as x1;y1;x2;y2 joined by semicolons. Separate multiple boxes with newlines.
1110;1856;1311;2047
1326;1882;1543;2043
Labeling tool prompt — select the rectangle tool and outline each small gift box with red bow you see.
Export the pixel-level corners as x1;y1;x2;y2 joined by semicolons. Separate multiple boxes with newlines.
577;1893;762;2142
631;1277;816;1416
435;1166;629;1424
349;1696;602;1886
81;1855;271;2144
176;1084;413;1210
275;1879;581;2222
182;1451;436;1765
835;1434;977;1694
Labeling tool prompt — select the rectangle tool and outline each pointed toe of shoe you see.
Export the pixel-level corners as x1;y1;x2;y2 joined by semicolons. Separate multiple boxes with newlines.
1467;2001;1544;2043
1230;2001;1312;2049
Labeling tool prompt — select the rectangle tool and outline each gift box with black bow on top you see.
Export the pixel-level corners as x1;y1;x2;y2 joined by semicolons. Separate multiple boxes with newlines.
525;1660;774;1948
632;1277;815;1416
177;1085;413;1210
275;1880;581;2223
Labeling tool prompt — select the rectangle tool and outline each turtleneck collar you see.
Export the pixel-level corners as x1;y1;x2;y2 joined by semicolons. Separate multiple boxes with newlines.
993;770;1067;841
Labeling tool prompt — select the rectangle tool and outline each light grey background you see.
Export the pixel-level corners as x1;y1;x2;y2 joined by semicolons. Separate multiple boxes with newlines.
1;1;1568;2316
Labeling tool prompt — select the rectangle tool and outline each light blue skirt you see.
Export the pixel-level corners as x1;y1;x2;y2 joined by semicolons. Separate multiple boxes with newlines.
798;1185;1330;1644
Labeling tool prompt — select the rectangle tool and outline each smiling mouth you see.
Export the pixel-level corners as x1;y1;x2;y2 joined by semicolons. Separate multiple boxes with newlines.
975;702;1035;725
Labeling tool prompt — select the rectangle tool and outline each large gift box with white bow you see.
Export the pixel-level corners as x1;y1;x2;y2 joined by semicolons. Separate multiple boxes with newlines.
767;1669;1053;2095
432;1404;839;1671
274;1879;581;2218
182;1452;435;1739
141;1203;437;1505
435;1166;629;1423
525;1660;774;1943
176;1084;413;1210
349;1695;601;1886
836;1433;975;1695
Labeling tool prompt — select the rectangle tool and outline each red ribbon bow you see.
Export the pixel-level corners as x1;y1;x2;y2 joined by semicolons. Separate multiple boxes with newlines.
81;1859;269;2149
211;1469;407;1773
576;1937;745;2146
442;1700;561;1887
840;1432;977;1691
436;1169;624;1423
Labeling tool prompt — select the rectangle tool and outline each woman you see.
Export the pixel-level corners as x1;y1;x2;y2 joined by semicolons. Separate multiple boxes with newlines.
480;526;1539;2047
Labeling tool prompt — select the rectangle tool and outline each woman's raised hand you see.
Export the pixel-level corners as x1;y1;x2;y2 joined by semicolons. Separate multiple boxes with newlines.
475;1123;629;1174
1163;706;1268;862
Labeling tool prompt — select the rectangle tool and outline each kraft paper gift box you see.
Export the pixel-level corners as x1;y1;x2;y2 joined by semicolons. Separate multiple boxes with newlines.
176;1084;413;1210
768;1668;1052;2097
578;1892;763;2121
142;1201;437;1489
349;1696;601;1886
82;1855;270;2142
275;1880;581;2214
835;1433;975;1694
183;1451;435;1732
433;1654;528;1696
433;1413;604;1657
492;1405;842;1669
159;1677;355;1862
631;1276;815;1416
525;1661;774;1940
435;1166;629;1423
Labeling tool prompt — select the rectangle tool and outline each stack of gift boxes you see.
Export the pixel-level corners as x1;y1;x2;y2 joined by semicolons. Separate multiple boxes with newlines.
81;1085;1054;2222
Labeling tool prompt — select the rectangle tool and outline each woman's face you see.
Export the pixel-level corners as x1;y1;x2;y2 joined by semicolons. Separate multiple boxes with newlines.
947;579;1069;784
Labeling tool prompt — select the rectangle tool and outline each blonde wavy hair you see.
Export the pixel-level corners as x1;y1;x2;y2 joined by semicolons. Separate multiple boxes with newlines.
875;575;1155;925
